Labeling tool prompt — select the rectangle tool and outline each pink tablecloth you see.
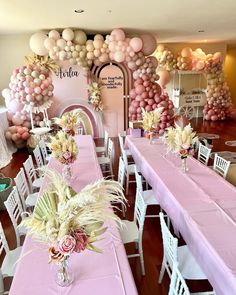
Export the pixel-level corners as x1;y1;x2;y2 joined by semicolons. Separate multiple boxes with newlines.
10;135;137;295
126;136;236;295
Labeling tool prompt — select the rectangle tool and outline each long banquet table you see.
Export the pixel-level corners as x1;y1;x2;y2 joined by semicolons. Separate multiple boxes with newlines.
10;135;138;295
126;135;236;295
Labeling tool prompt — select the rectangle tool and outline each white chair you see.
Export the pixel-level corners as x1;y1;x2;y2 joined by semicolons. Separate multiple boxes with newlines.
0;222;22;295
4;187;28;247
117;157;126;217
77;127;84;135
39;139;50;164
14;168;39;211
33;146;44;169
134;165;161;218
168;264;216;295
213;153;230;179
23;156;43;192
197;143;212;166
120;146;136;194
96;130;109;155
158;212;212;285
120;190;147;275
118;133;132;158
98;138;114;179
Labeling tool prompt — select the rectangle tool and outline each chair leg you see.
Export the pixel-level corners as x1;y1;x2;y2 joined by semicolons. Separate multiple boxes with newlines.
158;258;166;283
109;161;113;180
138;242;145;276
126;174;129;195
0;271;4;295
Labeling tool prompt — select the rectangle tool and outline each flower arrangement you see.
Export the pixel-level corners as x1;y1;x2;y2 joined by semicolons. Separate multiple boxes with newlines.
21;170;125;266
163;123;198;158
141;107;163;134
54;111;81;136
87;80;103;112
48;131;78;165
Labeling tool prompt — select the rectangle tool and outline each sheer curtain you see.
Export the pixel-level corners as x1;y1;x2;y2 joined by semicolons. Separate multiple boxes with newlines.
0;107;16;169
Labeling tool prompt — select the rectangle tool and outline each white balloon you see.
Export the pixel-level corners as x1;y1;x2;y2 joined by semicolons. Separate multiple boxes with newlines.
48;30;60;40
29;32;48;56
57;39;67;50
44;38;56;50
62;28;74;41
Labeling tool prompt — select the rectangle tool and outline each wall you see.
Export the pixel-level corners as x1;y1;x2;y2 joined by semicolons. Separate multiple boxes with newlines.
0;33;31;105
224;47;236;107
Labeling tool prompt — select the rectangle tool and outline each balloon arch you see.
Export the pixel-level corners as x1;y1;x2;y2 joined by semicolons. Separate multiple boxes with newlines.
3;28;236;147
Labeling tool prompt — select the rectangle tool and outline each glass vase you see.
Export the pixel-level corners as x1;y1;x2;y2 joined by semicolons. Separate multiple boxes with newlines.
55;258;74;287
62;164;72;181
181;157;188;173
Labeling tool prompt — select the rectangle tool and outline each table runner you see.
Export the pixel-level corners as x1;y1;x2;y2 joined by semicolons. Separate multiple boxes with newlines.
10;135;137;295
126;135;236;295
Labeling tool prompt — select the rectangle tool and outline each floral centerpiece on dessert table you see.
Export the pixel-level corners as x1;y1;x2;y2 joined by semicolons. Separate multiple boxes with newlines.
163;123;198;172
87;80;103;112
48;131;78;179
141;107;163;142
21;170;125;287
54;111;82;136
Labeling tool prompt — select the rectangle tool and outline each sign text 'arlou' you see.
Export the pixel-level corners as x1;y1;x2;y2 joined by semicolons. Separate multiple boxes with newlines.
55;67;80;79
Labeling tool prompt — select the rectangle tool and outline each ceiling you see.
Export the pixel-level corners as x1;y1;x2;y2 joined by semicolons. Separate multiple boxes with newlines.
0;0;236;43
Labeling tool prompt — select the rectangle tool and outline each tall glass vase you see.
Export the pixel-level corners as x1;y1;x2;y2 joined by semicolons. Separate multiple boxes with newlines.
181;157;188;173
55;258;74;287
62;164;72;181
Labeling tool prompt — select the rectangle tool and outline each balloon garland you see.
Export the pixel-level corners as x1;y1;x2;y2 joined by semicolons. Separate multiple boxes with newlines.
156;45;234;121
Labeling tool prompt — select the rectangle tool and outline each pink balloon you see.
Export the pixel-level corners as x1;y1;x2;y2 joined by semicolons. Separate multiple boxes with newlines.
12;116;24;125
140;101;146;107
22;132;30;140
135;84;145;95
129;89;136;99
7;100;23;113
129;37;143;53
5;131;12;140
157;70;171;88
148;56;158;69
148;99;154;106
145;105;152;111
111;29;125;41
140;34;157;55
152;103;157;109
141;92;148;99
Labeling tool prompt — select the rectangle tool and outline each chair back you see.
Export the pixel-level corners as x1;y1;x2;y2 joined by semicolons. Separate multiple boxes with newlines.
134;165;143;194
118;157;125;187
0;223;9;255
168;263;190;295
107;138;114;160
39;140;48;165
118;133;124;151
33;146;44;169
104;130;109;150
159;212;178;274
134;190;147;239
213;153;230;178
197;143;211;166
23;156;37;193
14;168;30;211
4;187;24;247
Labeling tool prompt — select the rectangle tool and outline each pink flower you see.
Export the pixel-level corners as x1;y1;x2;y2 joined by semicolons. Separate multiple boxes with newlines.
72;229;88;253
48;246;65;263
58;235;76;255
63;151;72;160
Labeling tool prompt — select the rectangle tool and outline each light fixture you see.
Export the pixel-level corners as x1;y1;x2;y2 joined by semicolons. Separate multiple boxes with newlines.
204;39;208;43
74;9;84;13
198;30;205;33
107;9;112;13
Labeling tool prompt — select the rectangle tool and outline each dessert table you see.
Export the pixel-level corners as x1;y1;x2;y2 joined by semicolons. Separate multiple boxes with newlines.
9;135;138;295
126;135;236;295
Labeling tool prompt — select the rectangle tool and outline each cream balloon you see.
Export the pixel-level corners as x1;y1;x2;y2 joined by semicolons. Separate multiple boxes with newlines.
29;32;48;56
73;30;87;45
44;38;56;50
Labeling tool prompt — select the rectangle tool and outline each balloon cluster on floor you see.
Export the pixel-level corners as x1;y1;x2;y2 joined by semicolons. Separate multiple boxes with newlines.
156;45;234;121
28;28;174;131
2;88;44;148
